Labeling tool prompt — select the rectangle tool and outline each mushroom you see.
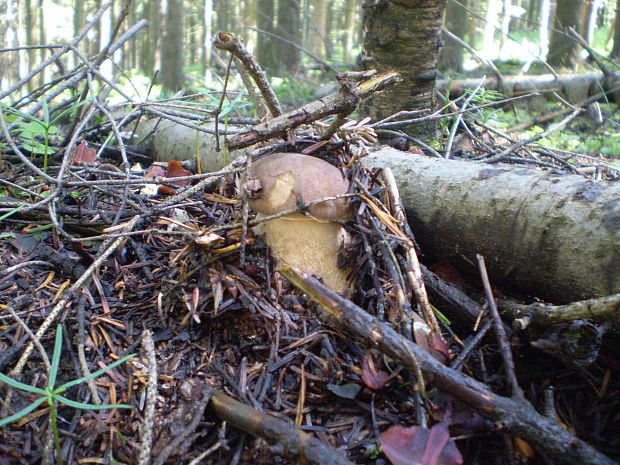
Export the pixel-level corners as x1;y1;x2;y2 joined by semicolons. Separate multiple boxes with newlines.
245;152;354;293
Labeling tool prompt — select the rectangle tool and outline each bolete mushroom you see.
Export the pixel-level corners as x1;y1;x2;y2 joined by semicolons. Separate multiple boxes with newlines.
245;152;353;293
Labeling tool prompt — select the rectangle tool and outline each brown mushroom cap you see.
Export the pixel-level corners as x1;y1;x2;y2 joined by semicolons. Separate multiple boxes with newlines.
245;153;355;293
246;153;352;222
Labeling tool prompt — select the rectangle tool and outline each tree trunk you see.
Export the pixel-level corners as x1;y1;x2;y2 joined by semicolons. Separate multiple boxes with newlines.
256;0;277;75
0;0;20;90
440;0;468;72
203;0;213;86
362;147;620;304
584;0;602;45
611;0;620;58
140;0;159;78
25;0;36;92
361;0;447;142
309;0;328;58
547;0;585;67
277;0;301;74
38;0;46;83
481;0;501;58
499;0;512;55
342;0;357;63
161;0;185;93
90;0;103;58
539;0;551;57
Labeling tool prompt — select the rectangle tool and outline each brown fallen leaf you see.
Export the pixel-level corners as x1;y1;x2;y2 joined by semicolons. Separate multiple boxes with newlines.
158;160;193;194
73;140;97;165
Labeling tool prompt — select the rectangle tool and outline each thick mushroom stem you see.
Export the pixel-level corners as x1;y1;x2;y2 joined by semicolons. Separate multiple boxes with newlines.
256;213;352;294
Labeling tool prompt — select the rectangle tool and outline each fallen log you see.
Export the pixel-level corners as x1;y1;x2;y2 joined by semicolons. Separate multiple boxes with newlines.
436;72;617;105
362;147;620;304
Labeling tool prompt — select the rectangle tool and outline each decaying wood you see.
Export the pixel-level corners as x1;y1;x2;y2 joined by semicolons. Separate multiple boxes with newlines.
436;72;619;105
133;71;400;164
279;264;617;465
209;389;355;465
226;71;400;150
362;146;620;304
499;293;620;329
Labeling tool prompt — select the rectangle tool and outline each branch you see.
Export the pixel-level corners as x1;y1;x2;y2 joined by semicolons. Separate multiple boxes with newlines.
279;264;616;465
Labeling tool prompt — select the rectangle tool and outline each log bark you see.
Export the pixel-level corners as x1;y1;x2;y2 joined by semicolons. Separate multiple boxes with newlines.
362;147;620;304
436;72;619;106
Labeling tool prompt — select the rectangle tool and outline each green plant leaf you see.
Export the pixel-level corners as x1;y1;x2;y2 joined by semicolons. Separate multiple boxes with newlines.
0;397;47;427
55;395;133;410
0;371;47;395
48;324;63;389
50;98;89;125
54;353;136;393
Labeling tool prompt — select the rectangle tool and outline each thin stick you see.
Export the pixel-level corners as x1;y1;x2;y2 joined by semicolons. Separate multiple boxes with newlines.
476;254;524;400
213;32;282;118
138;330;157;465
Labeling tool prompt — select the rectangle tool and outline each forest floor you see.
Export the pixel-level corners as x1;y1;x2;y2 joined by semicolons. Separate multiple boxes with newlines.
1;102;619;464
1;26;620;465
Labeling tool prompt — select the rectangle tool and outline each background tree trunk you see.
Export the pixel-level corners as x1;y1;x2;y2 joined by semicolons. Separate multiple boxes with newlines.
361;0;447;141
440;0;468;72
140;0;159;78
256;0;277;75
342;0;357;63
24;0;36;91
277;0;301;74
481;0;501;58
162;0;185;93
539;0;551;57
547;0;585;67
309;0;328;58
0;0;20;89
611;0;620;58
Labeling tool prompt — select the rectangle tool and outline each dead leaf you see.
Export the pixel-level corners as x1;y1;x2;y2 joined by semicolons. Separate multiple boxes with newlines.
380;420;463;465
158;160;193;194
428;262;466;292
361;352;390;390
73;140;97;165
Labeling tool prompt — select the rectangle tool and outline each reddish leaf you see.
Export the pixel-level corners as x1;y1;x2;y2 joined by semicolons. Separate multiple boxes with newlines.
73;140;97;165
380;421;463;465
428;262;466;292
361;352;390;390
430;333;450;365
150;161;193;194
165;160;192;186
145;165;166;178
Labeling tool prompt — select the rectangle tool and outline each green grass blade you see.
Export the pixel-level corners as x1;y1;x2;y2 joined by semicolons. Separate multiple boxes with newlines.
55;353;136;393
41;97;50;125
0;397;47;426
0;372;47;395
48;324;63;389
0;205;25;221
55;395;133;410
